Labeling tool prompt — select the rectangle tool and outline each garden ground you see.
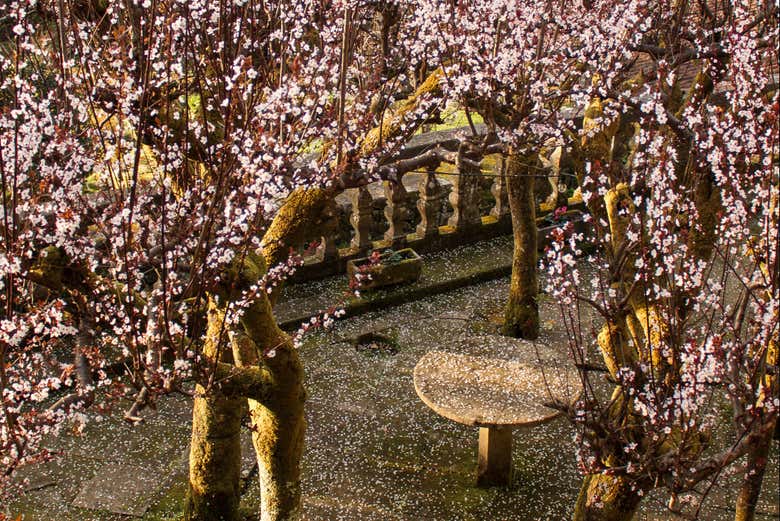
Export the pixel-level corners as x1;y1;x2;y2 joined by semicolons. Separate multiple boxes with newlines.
8;238;779;521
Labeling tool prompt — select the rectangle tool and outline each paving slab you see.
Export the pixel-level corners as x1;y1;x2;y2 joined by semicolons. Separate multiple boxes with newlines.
71;463;162;517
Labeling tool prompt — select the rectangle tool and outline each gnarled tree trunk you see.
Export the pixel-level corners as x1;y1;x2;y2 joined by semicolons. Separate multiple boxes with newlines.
239;255;306;521
186;252;305;521
247;343;305;521
734;425;774;521
183;69;445;521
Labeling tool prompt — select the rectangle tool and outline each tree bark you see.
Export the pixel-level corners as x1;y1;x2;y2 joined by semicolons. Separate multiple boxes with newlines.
573;474;644;521
260;69;444;305
502;152;539;339
246;347;305;521
735;187;777;521
185;300;246;521
734;425;774;521
183;69;446;520
238;255;306;521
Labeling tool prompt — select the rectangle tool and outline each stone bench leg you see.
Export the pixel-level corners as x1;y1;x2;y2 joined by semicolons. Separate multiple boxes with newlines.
476;426;513;487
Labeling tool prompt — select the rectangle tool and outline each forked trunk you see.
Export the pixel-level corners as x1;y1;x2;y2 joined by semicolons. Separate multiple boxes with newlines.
180;70;444;520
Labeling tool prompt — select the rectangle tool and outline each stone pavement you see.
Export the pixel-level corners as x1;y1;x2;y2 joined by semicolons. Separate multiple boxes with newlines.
6;237;779;521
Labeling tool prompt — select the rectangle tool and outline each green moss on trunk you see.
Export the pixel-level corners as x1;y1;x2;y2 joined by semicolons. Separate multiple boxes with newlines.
573;474;643;521
185;302;245;521
184;391;244;521
236;254;307;521
247;347;306;521
502;152;539;340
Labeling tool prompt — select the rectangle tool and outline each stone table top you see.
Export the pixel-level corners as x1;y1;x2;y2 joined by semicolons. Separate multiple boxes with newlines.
413;349;580;428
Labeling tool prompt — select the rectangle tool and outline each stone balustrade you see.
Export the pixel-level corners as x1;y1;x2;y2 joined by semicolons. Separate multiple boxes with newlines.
292;126;580;282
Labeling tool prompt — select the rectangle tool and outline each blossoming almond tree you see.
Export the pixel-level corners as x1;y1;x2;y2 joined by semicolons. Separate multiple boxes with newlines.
1;0;453;519
542;2;778;519
402;0;643;340
404;1;777;518
4;2;776;521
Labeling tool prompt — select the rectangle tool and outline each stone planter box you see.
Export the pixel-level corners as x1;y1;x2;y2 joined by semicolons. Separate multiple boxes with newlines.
347;248;423;291
537;209;588;250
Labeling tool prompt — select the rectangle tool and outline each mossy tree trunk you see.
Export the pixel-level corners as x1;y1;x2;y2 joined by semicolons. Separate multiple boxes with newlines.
185;251;305;521
183;69;445;521
503;151;539;339
187;254;306;521
245;335;305;521
734;425;775;521
240;72;443;517
260;69;443;305
573;474;644;521
239;255;306;521
185;301;246;521
566;68;726;517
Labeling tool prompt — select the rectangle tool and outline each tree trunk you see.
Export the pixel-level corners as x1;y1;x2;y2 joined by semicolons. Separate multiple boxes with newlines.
247;347;305;521
573;474;643;521
503;152;539;339
185;301;245;521
182;70;446;519
185;391;244;521
185;251;307;521
237;254;307;521
734;422;775;521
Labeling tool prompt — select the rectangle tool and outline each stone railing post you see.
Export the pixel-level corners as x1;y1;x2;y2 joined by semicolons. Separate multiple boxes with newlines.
384;179;408;248
448;144;483;232
315;234;339;262
539;146;568;210
490;156;510;220
350;186;373;252
416;166;443;238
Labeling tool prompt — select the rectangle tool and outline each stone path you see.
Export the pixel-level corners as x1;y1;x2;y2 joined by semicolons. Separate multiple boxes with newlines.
71;464;163;517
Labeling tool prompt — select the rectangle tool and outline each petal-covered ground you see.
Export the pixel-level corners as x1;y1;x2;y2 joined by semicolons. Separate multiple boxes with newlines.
8;274;779;521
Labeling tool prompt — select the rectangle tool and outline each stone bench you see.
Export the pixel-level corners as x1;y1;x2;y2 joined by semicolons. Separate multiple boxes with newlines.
413;348;579;487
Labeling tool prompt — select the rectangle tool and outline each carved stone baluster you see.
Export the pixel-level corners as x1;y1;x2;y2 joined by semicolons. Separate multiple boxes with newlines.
384;179;408;248
350;187;373;252
548;146;569;209
315;199;340;262
416;166;443;238
448;145;483;232
315;234;338;262
490;156;510;220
